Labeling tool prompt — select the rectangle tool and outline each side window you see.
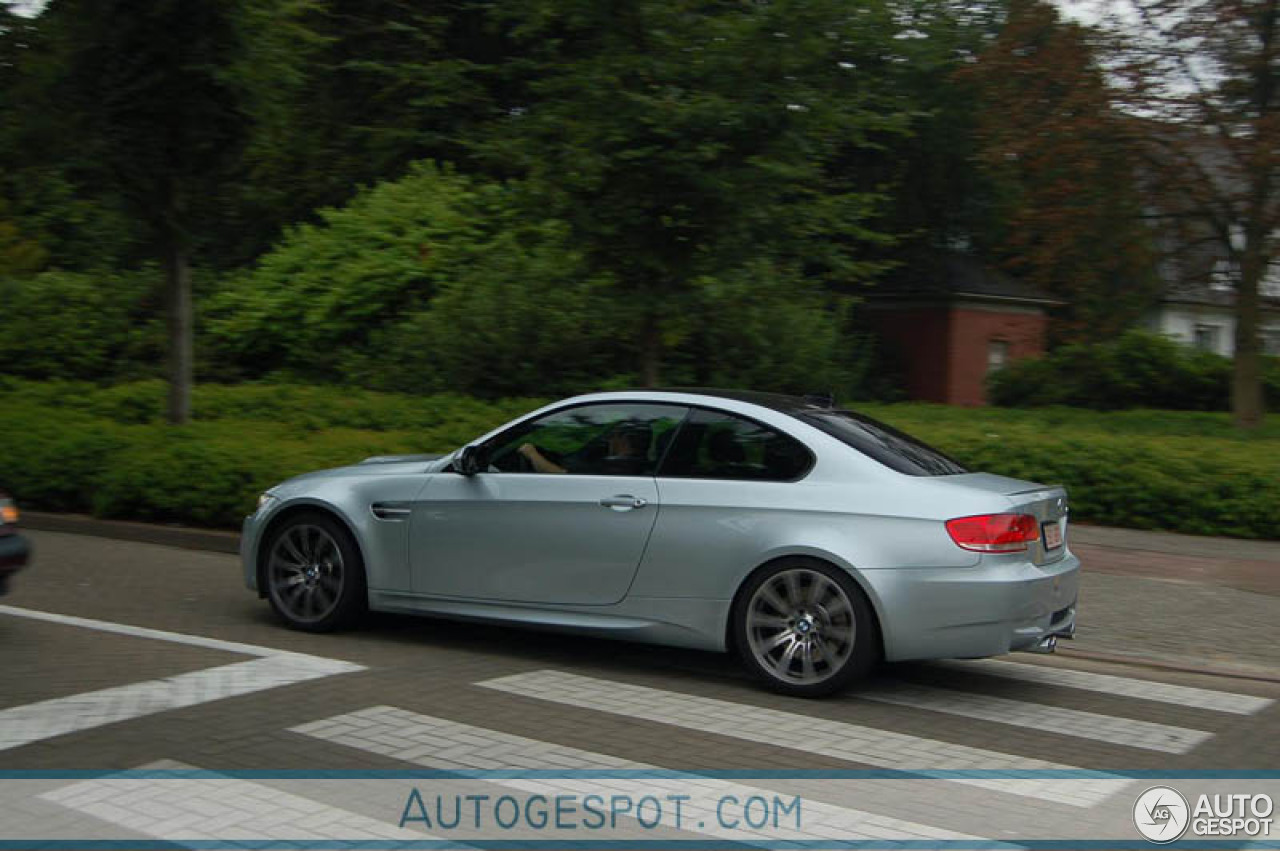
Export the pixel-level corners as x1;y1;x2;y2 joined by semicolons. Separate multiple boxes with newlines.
657;409;812;481
485;403;687;476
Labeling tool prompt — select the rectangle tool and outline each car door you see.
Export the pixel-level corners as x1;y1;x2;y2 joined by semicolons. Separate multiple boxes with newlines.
629;407;818;600
408;402;688;606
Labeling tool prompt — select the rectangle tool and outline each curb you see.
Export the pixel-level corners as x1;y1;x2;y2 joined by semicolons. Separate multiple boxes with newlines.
22;511;240;555
1056;646;1280;685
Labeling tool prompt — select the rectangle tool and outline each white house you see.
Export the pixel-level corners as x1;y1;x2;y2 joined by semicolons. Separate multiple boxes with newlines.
1145;259;1280;357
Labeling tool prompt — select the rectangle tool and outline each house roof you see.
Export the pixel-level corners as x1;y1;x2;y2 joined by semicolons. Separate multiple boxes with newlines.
1161;281;1280;312
870;253;1064;307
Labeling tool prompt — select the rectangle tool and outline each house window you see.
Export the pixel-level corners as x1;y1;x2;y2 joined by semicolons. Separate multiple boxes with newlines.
1209;258;1236;292
987;339;1010;373
1262;329;1280;357
1193;324;1221;352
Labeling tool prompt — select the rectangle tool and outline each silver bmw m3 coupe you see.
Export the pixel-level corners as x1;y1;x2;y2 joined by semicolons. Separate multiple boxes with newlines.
243;389;1079;696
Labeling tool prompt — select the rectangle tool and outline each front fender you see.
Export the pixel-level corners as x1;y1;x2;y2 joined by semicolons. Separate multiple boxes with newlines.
245;472;430;595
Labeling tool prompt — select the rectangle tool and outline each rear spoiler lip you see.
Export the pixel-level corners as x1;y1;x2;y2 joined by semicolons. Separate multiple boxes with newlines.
1006;484;1067;497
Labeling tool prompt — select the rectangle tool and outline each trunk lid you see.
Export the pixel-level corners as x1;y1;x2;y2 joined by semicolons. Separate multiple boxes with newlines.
944;473;1070;565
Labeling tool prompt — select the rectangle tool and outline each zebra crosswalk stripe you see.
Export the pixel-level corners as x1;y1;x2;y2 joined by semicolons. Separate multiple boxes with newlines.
0;605;365;752
39;766;429;841
857;681;1213;754
938;659;1274;715
292;705;993;843
0;656;363;753
477;670;1130;807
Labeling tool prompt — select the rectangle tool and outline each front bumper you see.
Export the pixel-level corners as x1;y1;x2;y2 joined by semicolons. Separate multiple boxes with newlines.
868;549;1081;662
242;514;262;594
0;532;32;595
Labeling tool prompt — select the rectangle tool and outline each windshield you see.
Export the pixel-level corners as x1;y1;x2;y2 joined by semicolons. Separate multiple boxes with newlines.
795;410;968;476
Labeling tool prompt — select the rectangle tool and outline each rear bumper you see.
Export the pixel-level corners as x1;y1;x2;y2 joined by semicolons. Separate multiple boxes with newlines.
867;549;1081;662
0;532;32;595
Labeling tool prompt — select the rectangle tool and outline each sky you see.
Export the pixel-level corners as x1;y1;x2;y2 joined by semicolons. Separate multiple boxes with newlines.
7;0;1111;23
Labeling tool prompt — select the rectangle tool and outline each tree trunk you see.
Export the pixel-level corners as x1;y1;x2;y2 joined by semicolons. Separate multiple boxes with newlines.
640;310;661;387
1232;244;1265;430
165;235;193;425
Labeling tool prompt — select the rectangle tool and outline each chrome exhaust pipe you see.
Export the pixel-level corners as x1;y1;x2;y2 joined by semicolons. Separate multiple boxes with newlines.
1027;635;1057;654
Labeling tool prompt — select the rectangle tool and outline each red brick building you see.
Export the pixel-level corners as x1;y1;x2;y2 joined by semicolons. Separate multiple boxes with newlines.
867;257;1059;406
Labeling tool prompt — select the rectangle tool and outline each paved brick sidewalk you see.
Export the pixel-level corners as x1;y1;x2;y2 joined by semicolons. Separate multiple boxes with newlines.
1072;525;1280;597
1060;525;1280;677
1068;572;1280;677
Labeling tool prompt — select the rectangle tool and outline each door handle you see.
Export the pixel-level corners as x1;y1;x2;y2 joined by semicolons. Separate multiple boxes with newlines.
599;495;648;511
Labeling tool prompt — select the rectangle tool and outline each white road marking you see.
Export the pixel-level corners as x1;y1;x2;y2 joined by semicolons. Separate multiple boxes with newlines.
0;605;364;751
939;659;1275;715
859;682;1213;754
42;769;426;841
294;705;992;842
477;670;1130;807
0;604;319;661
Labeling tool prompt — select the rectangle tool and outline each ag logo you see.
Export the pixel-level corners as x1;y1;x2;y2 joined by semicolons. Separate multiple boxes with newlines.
1134;786;1190;843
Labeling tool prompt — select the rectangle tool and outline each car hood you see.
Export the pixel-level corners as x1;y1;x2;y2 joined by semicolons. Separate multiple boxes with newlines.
359;453;448;466
276;452;453;488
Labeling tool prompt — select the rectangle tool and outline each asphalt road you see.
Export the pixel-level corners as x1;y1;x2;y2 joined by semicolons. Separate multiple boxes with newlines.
2;528;1279;846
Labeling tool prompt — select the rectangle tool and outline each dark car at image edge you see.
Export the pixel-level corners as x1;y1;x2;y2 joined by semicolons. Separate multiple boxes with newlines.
0;492;31;595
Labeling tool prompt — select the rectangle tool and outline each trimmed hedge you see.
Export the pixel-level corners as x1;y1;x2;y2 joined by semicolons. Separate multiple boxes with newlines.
2;379;1277;537
861;404;1280;539
987;330;1280;410
0;379;547;526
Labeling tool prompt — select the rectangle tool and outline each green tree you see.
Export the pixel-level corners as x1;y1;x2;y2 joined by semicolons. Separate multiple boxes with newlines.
857;1;1009;267
470;0;913;385
229;0;499;262
29;0;257;423
1094;0;1280;428
959;0;1159;343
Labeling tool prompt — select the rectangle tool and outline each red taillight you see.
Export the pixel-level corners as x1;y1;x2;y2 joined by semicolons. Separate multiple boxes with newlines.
946;513;1039;553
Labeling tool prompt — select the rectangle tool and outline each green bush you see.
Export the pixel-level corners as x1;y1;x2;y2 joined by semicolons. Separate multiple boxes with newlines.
202;161;889;399
861;402;1280;538
205;163;620;396
987;330;1278;411
0;399;129;512
660;261;875;398
0;268;165;381
2;380;1278;536
0;381;547;526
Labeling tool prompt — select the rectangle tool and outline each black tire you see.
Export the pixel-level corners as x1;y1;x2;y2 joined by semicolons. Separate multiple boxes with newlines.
263;511;366;633
731;558;878;698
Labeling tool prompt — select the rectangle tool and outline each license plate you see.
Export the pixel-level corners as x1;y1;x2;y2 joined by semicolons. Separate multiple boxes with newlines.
1043;520;1063;550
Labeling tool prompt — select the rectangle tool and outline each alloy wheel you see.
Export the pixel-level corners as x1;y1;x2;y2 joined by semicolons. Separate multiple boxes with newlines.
744;567;857;685
268;523;345;624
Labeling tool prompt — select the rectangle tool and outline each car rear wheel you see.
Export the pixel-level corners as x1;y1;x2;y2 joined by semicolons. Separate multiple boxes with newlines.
265;512;365;632
733;559;877;697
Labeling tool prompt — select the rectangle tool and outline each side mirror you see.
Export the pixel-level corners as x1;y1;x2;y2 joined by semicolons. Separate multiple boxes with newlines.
454;444;487;476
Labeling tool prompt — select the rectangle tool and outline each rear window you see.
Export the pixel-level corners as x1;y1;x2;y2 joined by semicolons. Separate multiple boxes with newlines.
795;410;968;476
658;408;814;481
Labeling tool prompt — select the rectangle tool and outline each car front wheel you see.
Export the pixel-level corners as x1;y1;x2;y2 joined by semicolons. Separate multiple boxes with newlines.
733;559;877;697
264;512;366;632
